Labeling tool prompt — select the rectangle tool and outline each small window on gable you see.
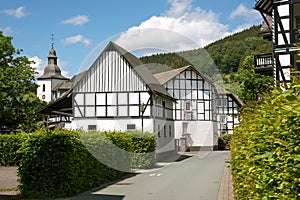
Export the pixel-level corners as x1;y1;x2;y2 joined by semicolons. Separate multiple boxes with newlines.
42;84;45;92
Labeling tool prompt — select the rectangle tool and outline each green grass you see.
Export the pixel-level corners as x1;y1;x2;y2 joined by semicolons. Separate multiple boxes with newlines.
0;187;18;192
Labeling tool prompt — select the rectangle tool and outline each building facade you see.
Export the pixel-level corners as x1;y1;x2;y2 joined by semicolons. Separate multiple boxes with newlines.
155;66;242;150
38;41;242;153
254;0;300;84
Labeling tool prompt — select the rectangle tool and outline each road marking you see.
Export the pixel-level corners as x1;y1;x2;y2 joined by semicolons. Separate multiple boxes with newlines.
149;173;162;177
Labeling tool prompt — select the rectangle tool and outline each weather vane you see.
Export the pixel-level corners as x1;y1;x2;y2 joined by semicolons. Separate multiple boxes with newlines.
51;34;54;49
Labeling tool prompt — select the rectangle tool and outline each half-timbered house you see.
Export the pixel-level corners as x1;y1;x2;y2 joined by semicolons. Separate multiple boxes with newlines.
38;42;176;159
254;0;300;84
154;65;242;150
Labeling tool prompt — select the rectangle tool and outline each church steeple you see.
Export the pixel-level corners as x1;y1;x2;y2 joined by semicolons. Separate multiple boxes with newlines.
38;35;68;80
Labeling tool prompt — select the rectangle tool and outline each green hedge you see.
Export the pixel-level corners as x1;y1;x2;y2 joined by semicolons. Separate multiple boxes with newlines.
0;134;24;166
231;82;300;199
18;129;156;199
218;134;232;150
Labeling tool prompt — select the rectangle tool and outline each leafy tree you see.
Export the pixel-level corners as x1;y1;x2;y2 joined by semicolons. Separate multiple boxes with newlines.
0;31;45;133
236;55;273;103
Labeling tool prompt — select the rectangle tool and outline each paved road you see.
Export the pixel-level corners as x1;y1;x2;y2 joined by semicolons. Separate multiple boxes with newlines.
65;151;230;200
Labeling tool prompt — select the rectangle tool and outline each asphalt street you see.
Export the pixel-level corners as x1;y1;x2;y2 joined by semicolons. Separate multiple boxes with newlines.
64;151;230;200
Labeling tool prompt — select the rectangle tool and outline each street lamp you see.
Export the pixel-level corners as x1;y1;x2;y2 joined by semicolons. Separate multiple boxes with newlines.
139;102;145;133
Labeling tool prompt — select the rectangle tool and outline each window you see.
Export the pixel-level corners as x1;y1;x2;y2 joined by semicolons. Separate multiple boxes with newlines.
183;122;188;133
42;84;45;92
88;125;96;131
158;125;161;138
169;125;172;137
185;101;191;111
127;124;136;131
220;115;227;124
164;125;166;137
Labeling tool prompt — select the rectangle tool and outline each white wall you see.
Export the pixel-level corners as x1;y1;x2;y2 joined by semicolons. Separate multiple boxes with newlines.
174;121;216;147
37;80;52;102
72;118;175;153
154;119;175;153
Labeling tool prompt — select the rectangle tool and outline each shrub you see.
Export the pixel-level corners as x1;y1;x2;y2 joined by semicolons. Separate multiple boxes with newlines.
129;131;156;168
231;80;300;199
18;129;156;199
0;134;24;166
218;134;232;150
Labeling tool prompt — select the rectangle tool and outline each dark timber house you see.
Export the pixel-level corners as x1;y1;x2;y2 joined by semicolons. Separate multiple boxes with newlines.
254;0;300;84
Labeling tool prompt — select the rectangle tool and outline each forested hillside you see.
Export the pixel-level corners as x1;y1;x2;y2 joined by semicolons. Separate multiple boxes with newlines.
140;25;272;76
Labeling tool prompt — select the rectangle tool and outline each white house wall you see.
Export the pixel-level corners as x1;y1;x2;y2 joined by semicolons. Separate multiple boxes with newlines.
37;80;52;102
174;121;216;148
154;119;175;153
72;118;175;153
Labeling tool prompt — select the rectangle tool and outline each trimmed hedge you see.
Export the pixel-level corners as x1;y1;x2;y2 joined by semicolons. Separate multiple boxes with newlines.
18;129;156;199
231;81;300;199
0;134;24;166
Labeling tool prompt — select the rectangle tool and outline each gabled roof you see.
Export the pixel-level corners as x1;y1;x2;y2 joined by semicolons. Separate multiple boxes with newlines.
254;0;272;16
88;41;174;100
154;66;190;85
154;65;214;86
154;65;244;107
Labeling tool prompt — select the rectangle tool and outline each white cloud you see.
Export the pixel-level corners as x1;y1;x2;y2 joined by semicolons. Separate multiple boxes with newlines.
61;15;89;26
29;56;70;78
61;35;91;46
2;6;27;18
229;4;261;22
29;56;45;77
166;0;192;17
0;27;13;35
115;0;230;52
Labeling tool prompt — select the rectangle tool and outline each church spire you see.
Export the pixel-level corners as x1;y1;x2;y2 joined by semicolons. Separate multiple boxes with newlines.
37;34;68;80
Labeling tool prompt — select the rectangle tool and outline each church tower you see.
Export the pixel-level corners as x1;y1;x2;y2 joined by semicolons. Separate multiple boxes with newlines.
37;36;69;102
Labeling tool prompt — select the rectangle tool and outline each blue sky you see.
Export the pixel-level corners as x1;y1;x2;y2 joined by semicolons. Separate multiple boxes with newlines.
0;0;263;78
